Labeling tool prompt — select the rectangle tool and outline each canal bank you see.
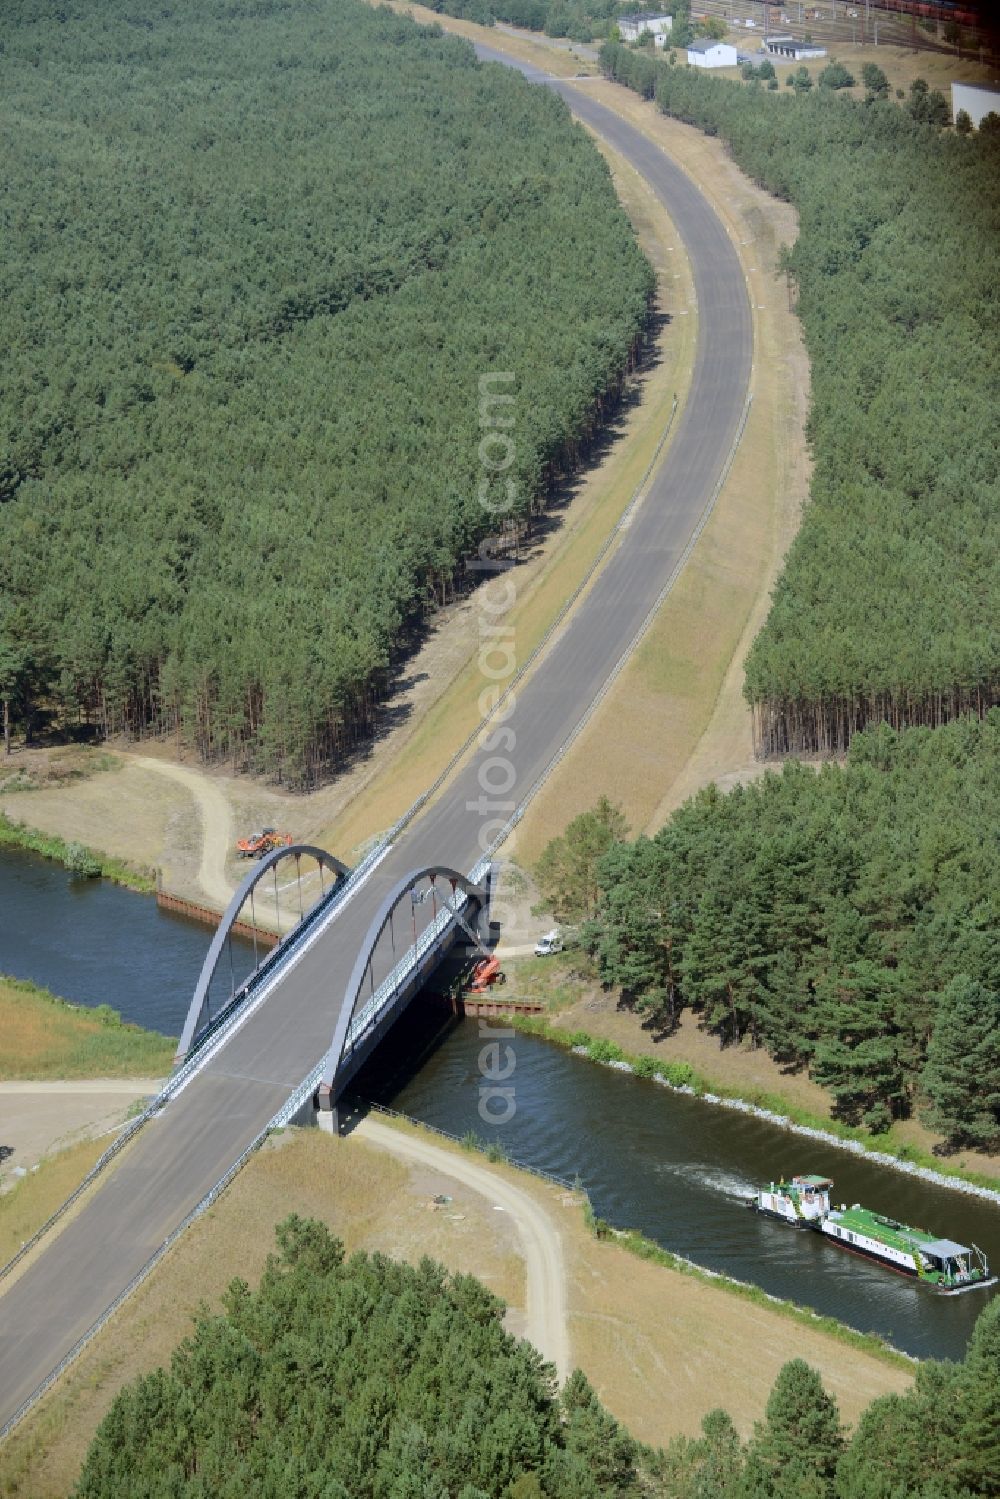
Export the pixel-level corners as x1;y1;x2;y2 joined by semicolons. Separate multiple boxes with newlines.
506;1011;1000;1206
2;846;997;1361
0;1128;915;1499
0;845;254;1038
350;1003;1000;1362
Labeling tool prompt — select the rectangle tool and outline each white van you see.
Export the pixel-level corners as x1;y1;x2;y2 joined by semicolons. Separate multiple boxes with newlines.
534;930;563;957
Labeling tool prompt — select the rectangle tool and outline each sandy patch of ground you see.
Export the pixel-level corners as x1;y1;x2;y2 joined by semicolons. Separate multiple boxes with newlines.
0;1081;162;1191
1;757;188;884
0;1128;525;1497
131;759;233;908
568;1222;911;1449
0;1122;910;1496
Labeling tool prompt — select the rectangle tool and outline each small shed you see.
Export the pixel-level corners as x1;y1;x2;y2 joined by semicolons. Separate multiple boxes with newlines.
687;39;738;69
763;34;827;61
619;12;673;47
952;82;1000;128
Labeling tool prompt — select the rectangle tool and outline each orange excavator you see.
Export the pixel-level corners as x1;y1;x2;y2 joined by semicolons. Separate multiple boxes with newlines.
236;827;293;860
468;955;506;994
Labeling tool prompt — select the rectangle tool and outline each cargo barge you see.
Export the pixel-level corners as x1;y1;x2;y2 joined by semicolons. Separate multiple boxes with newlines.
750;1175;995;1294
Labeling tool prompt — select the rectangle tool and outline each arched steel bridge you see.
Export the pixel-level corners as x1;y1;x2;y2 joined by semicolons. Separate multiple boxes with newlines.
174;843;350;1065
0;50;754;1433
318;865;491;1123
173;845;492;1129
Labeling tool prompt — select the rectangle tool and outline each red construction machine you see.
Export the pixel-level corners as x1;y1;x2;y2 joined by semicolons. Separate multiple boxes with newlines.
236;827;293;859
467;955;506;994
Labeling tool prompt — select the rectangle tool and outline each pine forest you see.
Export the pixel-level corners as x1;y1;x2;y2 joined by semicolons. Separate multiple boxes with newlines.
601;41;1000;757
589;715;1000;1144
75;1215;1000;1499
0;0;653;783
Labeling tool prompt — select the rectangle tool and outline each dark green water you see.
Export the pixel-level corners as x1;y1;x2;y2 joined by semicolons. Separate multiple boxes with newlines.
352;1003;1000;1363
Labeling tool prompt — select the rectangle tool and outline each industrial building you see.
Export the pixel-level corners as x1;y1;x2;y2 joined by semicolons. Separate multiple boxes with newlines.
687;38;738;68
618;11;673;46
762;34;827;61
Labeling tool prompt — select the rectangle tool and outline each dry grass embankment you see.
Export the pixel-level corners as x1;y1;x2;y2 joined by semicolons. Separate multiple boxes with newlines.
0;748;121;799
0;977;175;1084
316;108;695;860
515;78;809;860
0;977;170;1246
505;953;834;1121
713;40;1000;100
0;1123;911;1497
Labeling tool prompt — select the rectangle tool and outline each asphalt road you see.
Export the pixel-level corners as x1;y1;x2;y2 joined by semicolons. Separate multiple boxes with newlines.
0;60;752;1428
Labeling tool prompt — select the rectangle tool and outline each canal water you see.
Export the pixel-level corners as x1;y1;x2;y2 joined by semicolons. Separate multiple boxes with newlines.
3;848;998;1360
0;845;255;1037
352;1002;1000;1363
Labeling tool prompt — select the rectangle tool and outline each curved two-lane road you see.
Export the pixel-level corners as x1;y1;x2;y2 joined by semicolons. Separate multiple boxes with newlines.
0;57;751;1428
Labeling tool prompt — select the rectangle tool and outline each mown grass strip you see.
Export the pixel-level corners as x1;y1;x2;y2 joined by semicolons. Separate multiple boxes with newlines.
398;1105;913;1371
0;1139;109;1269
582;1209;915;1372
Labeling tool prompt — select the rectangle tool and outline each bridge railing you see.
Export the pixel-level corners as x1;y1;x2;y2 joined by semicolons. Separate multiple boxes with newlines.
0;1058;328;1443
178;837;388;1069
341;855;491;1068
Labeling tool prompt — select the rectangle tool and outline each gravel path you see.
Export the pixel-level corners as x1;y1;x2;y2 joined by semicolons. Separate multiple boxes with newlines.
134;758;234;908
355;1116;571;1381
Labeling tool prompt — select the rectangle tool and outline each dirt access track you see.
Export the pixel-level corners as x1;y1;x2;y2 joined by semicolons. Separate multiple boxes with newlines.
356;1115;570;1379
0;16;807;910
0;35;763;1432
0;1081;163;1182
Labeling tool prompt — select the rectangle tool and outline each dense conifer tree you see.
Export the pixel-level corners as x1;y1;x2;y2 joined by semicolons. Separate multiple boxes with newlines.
922;979;1000;1149
578;717;1000;1135
956;1296;1000;1492
743;1360;843;1499
0;0;652;783
75;1217;649;1498
599;42;1000;759
535;798;628;923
